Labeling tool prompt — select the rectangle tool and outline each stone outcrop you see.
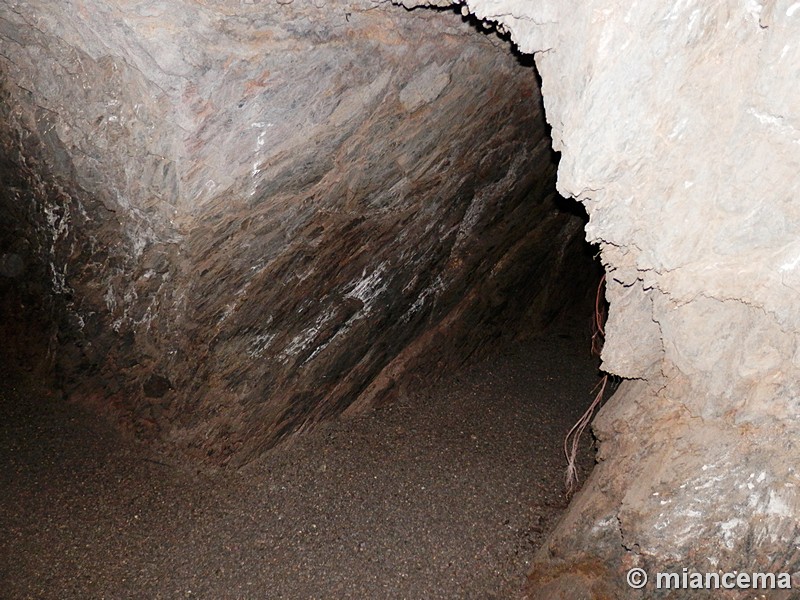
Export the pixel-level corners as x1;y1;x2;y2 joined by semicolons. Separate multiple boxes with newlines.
399;0;800;596
0;2;594;467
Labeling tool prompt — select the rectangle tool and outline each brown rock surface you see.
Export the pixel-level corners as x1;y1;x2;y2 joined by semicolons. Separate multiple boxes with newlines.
0;2;593;467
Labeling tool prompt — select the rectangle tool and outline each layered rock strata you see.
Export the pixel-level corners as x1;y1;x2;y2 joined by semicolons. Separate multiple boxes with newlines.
0;1;592;466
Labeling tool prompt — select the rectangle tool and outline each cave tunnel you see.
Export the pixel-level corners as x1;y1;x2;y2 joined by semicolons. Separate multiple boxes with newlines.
0;3;606;597
4;0;800;599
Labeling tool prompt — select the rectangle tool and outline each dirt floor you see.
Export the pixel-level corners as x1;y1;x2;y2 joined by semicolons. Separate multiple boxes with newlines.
0;326;602;599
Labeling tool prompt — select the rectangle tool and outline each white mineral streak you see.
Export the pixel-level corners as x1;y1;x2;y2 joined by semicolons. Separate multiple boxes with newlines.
345;262;389;315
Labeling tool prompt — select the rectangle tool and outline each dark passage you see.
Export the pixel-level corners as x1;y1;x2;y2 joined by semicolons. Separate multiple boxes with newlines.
1;323;601;599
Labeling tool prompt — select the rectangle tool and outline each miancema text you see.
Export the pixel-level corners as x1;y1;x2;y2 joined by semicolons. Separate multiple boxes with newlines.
658;569;792;590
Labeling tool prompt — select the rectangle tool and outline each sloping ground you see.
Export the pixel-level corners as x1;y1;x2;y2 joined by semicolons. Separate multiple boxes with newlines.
0;328;600;599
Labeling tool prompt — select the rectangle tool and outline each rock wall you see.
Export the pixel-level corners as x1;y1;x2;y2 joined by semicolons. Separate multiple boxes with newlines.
407;0;800;596
0;2;594;467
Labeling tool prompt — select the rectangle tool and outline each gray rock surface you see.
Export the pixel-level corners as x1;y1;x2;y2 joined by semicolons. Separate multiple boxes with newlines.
405;0;800;596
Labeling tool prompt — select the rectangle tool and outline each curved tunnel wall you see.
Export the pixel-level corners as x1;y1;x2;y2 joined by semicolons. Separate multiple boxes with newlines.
0;2;597;468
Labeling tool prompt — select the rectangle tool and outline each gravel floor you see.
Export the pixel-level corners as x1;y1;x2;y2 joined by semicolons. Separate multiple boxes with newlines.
0;328;601;599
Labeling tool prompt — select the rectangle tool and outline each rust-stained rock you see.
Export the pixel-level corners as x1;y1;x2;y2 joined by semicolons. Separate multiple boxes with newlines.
0;1;592;466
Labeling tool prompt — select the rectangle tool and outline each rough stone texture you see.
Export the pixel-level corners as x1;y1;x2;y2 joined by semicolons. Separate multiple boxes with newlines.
0;1;593;467
402;0;800;596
